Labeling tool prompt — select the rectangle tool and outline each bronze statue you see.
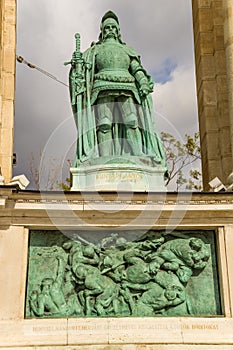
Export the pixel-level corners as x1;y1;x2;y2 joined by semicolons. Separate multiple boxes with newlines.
66;11;167;169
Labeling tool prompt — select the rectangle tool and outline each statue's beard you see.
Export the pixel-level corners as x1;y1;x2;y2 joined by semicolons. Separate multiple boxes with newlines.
104;32;117;40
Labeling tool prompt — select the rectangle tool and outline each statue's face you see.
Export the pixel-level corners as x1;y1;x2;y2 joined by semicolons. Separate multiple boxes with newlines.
41;278;53;292
102;19;119;40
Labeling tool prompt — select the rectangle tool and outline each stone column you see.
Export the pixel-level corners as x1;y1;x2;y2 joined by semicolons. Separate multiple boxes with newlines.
0;0;16;184
192;0;232;190
223;1;233;178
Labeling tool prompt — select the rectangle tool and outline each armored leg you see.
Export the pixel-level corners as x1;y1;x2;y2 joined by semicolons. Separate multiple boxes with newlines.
118;96;143;156
96;96;114;156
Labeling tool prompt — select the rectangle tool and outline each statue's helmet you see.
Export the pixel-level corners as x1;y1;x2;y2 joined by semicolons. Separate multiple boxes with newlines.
41;278;54;289
83;245;95;258
100;10;120;39
101;10;119;25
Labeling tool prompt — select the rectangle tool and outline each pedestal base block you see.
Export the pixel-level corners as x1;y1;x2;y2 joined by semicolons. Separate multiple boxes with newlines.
70;162;167;191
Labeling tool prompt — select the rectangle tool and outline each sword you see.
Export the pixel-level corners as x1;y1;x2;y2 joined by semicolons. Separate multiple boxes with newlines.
64;33;85;160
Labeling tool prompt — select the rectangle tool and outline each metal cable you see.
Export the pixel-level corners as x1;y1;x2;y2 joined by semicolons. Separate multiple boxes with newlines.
16;55;69;87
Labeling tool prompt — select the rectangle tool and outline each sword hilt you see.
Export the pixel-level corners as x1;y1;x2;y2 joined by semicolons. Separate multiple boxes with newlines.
75;33;82;60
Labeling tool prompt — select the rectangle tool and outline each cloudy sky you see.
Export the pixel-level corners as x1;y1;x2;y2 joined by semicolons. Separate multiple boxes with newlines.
14;0;198;189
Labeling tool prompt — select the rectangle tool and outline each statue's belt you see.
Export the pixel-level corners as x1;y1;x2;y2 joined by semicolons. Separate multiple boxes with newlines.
95;72;135;83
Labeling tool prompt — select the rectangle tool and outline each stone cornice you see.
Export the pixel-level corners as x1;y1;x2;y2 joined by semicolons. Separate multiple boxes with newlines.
1;189;233;206
0;189;233;229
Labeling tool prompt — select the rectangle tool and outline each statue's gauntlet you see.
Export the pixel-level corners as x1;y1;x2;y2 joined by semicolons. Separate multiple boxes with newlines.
135;71;150;96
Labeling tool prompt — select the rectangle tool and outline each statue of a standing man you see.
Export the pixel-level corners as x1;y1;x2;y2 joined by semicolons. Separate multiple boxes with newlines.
68;11;167;173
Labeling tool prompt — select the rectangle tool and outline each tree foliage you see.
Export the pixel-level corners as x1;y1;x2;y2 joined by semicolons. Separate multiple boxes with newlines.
161;132;202;191
28;152;71;191
27;133;202;191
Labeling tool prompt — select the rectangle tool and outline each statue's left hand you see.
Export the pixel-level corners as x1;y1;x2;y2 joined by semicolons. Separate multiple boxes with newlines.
140;84;150;97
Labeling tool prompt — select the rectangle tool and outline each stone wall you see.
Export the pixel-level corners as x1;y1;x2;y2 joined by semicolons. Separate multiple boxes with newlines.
0;0;16;184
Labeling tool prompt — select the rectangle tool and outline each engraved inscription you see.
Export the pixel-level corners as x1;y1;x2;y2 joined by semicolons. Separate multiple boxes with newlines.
96;173;143;183
30;322;219;334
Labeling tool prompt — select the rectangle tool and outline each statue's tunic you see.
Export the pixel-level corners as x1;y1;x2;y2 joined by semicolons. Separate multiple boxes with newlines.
89;42;141;105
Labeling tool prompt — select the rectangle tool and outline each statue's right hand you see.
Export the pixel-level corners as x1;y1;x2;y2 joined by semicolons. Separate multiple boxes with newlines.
121;281;129;289
72;52;78;64
56;255;65;265
30;291;38;301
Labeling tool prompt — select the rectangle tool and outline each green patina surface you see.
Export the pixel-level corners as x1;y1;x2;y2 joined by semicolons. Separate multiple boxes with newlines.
25;230;221;318
65;11;167;178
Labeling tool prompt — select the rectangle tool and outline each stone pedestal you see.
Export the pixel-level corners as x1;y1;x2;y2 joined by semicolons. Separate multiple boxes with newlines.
70;156;167;191
1;189;233;348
